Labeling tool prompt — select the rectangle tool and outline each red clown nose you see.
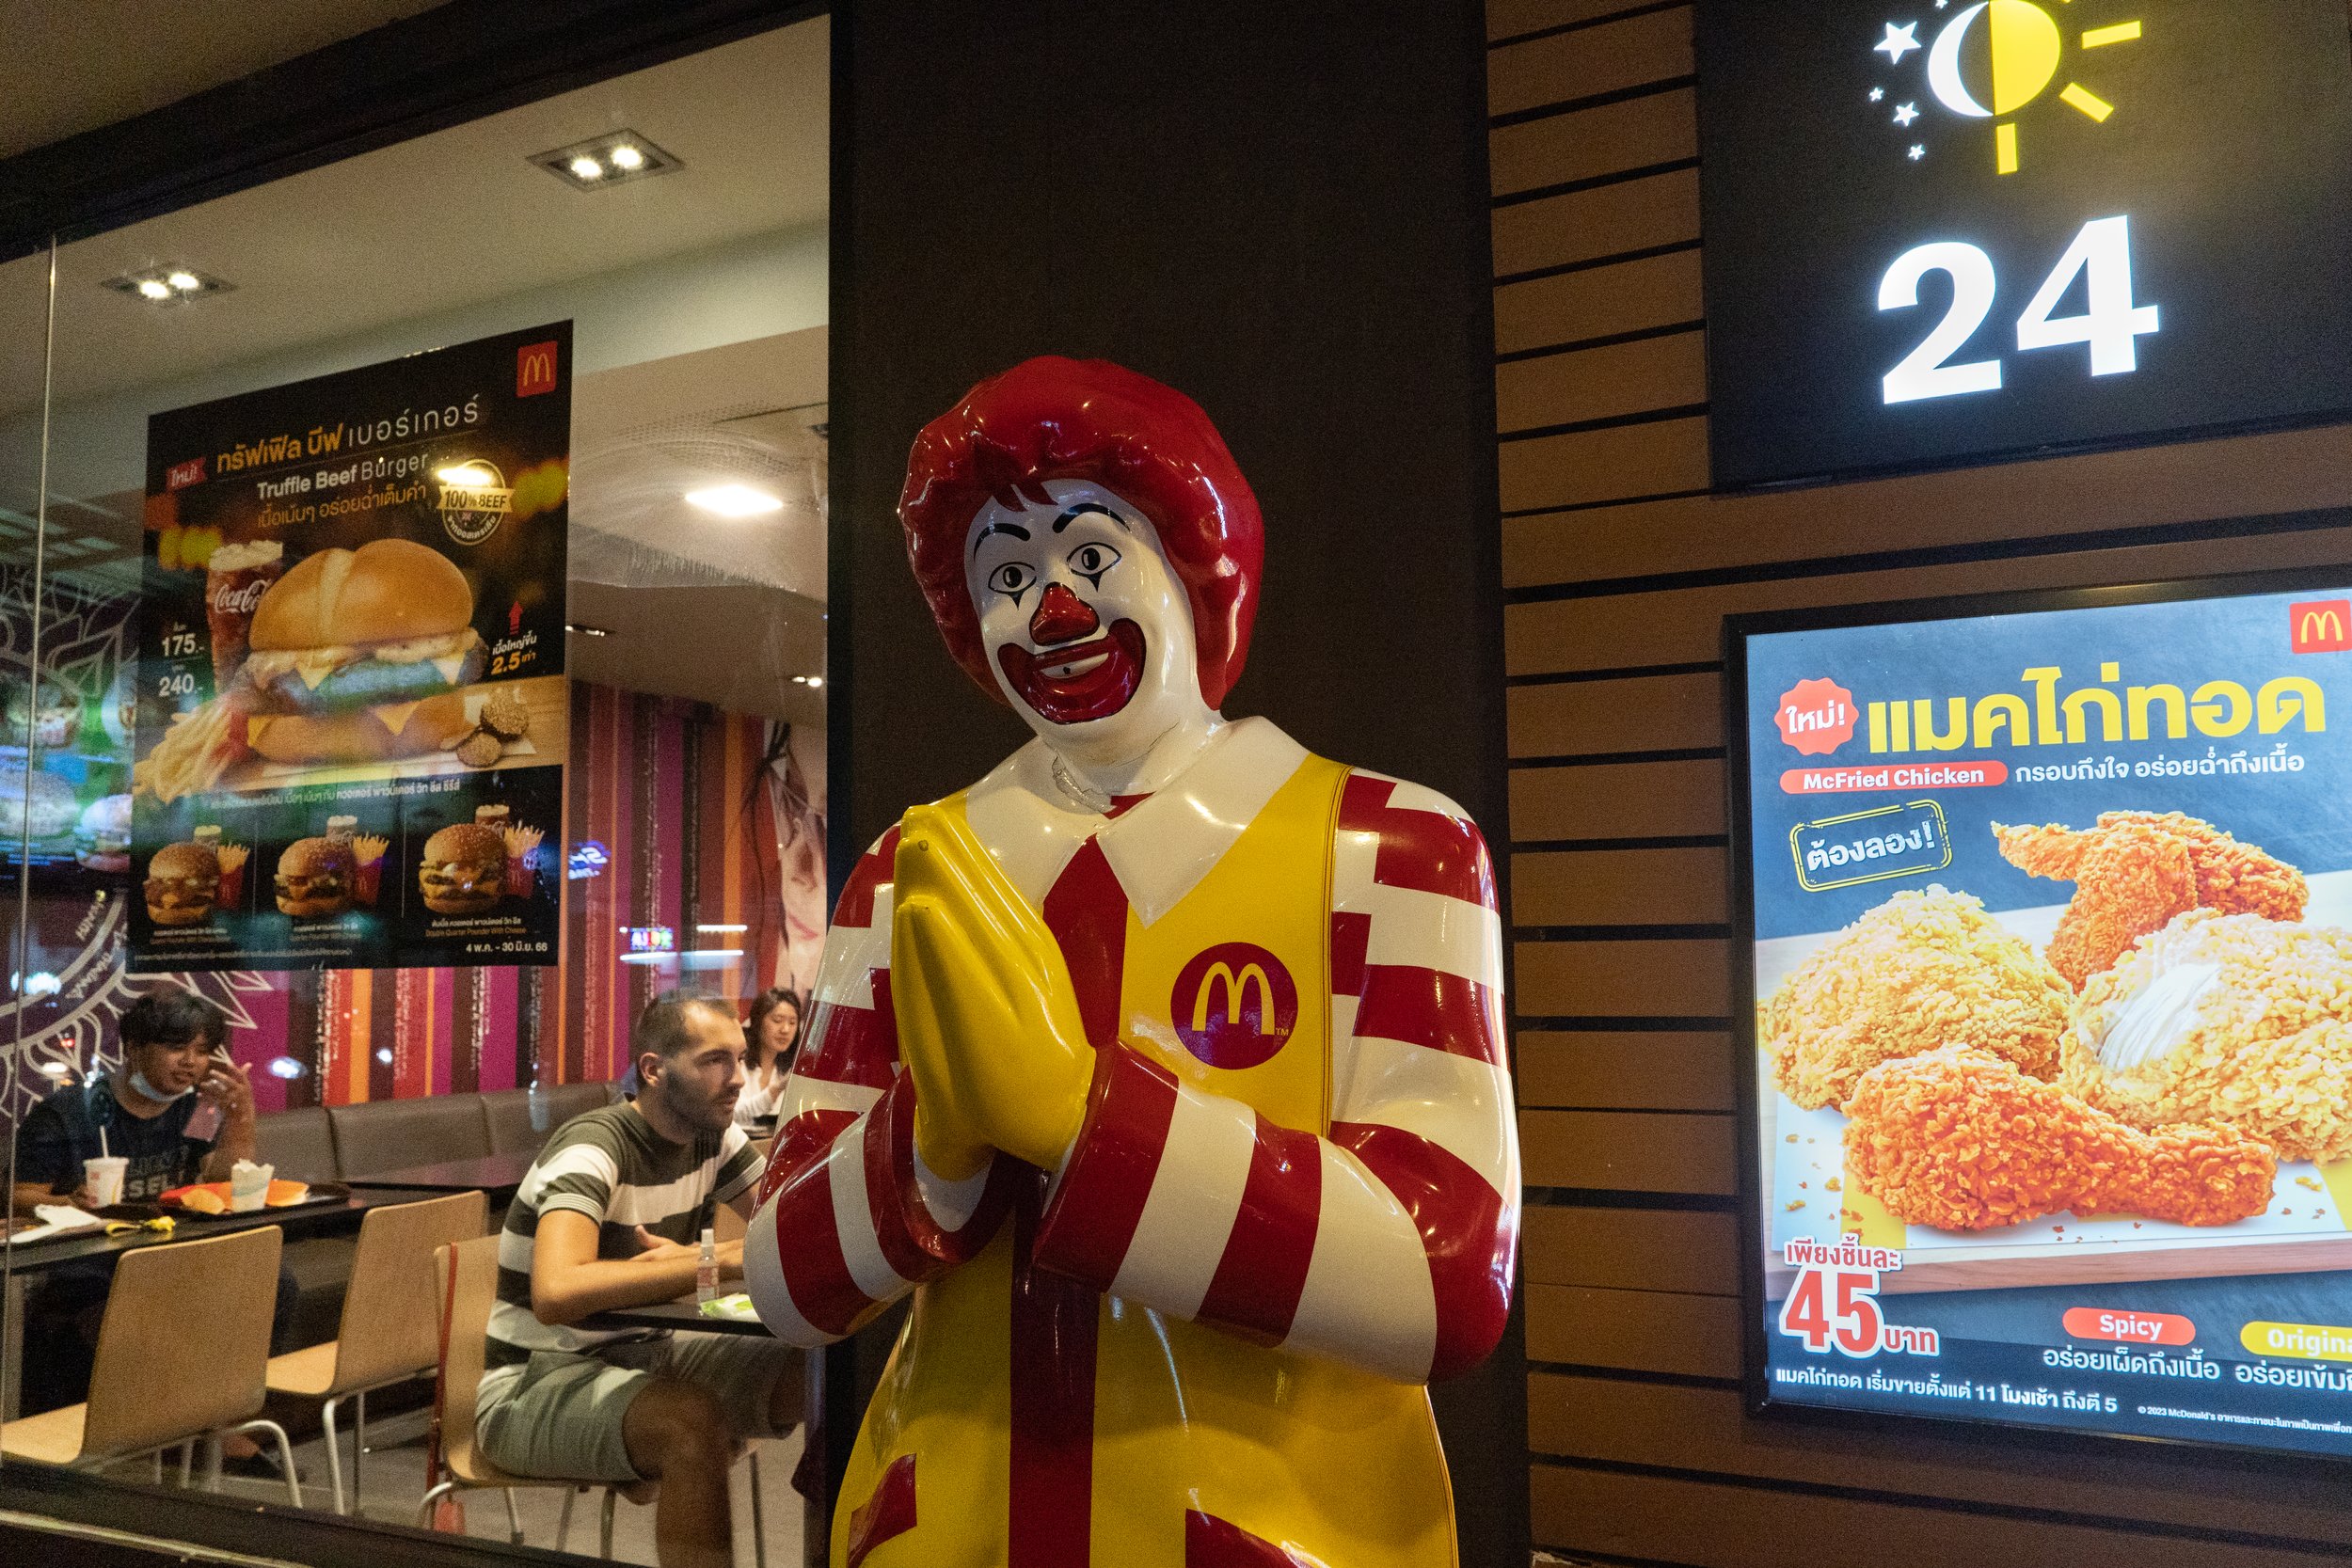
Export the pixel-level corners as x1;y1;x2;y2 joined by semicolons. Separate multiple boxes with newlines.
1027;582;1100;645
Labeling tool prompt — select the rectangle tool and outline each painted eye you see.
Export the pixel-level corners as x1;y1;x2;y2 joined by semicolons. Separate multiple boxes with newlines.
1067;542;1122;584
988;562;1037;599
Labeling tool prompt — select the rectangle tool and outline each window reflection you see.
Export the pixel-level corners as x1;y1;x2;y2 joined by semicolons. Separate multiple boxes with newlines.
0;18;830;1563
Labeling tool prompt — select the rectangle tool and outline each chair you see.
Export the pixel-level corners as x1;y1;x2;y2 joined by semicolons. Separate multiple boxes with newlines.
1;1226;300;1506
266;1190;488;1515
420;1234;632;1554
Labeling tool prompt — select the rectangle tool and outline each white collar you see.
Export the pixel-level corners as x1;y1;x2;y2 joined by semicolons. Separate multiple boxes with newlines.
961;715;1309;927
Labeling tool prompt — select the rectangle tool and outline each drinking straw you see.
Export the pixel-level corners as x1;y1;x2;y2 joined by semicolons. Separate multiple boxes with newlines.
99;1124;109;1160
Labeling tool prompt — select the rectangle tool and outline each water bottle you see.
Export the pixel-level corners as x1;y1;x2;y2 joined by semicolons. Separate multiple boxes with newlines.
528;1078;549;1132
696;1227;719;1306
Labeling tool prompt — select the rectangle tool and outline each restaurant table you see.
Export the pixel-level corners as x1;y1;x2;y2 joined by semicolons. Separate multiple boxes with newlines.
0;1188;400;1420
580;1296;776;1337
342;1151;538;1205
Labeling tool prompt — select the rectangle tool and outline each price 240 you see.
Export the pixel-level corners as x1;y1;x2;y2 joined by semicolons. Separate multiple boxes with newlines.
1880;216;2159;405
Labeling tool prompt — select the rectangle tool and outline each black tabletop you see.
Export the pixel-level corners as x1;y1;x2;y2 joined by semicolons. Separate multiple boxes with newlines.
3;1188;389;1277
579;1296;776;1337
342;1151;538;1200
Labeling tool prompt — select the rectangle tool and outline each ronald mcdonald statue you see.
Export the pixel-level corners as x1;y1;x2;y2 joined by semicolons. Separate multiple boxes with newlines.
743;356;1519;1568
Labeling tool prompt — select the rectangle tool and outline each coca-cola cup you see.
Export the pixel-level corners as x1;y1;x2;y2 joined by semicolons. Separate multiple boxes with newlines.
205;541;284;691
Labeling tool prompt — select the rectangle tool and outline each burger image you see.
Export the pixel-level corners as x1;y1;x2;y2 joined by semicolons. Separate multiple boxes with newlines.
5;673;83;750
74;793;133;873
145;840;221;927
0;764;84;844
276;836;356;919
419;823;507;915
239;538;485;764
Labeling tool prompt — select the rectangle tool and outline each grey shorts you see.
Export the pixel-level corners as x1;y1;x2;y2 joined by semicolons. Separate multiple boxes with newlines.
475;1333;803;1483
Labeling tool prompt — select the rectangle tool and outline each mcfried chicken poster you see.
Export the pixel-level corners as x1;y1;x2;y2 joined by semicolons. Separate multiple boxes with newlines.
129;325;569;972
1734;578;2352;1460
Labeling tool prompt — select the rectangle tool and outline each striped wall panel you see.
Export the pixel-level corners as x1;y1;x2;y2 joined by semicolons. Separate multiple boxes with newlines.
1486;4;2352;1561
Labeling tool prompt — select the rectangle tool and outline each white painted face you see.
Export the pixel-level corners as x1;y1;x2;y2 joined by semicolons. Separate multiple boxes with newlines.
964;479;1208;763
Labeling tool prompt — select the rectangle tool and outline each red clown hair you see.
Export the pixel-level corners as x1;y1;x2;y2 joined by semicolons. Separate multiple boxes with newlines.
898;356;1264;709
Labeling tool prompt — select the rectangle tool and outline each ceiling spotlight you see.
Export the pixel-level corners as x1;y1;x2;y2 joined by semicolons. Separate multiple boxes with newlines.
790;674;825;688
533;131;681;190
685;483;785;518
106;266;232;304
565;623;612;638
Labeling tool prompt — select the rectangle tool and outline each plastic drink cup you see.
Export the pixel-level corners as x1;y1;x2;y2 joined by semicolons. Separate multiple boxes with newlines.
204;542;283;690
228;1160;275;1212
82;1155;127;1208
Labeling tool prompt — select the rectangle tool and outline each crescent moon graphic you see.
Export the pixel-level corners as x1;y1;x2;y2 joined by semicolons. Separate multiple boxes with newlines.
1928;2;1992;119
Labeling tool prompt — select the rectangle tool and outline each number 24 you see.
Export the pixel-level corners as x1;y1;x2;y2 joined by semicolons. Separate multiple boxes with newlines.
1880;216;2159;404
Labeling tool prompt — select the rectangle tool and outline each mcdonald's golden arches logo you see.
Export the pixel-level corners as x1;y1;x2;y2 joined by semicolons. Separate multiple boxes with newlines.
1171;941;1298;1069
516;339;560;398
2292;600;2351;655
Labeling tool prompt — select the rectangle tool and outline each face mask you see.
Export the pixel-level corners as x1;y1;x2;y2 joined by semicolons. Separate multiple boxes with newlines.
128;1069;194;1104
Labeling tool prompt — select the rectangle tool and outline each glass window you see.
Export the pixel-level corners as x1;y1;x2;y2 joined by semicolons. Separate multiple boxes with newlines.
2;19;829;1563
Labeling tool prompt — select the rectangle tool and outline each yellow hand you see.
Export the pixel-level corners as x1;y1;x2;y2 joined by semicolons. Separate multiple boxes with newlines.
891;805;1094;1176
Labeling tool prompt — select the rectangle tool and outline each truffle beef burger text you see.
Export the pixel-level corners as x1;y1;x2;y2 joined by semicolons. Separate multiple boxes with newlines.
418;823;506;915
145;841;220;926
241;538;485;763
276;837;355;918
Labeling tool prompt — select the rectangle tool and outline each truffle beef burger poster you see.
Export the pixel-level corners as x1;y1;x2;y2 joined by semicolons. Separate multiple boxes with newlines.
130;324;569;972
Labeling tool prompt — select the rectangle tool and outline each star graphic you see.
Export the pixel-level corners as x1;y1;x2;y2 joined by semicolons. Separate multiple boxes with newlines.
1869;87;1885;102
1893;102;1919;126
1875;21;1921;64
1908;143;1927;160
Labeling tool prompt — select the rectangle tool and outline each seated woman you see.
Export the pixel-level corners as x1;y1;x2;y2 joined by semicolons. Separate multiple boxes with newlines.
730;986;802;1128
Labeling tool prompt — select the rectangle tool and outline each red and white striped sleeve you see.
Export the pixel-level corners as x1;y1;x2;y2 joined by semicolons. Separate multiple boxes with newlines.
743;827;1015;1346
1031;770;1518;1384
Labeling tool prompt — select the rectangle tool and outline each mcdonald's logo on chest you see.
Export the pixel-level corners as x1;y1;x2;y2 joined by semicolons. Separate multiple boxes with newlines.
1171;942;1298;1069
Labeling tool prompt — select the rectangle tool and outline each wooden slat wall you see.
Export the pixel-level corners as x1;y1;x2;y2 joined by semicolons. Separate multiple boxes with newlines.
1486;5;2352;1563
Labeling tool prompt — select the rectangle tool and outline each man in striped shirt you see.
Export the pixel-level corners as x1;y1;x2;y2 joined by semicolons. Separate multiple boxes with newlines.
478;991;797;1568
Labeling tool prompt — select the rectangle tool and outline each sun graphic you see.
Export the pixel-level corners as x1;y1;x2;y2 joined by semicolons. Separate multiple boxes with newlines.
1872;3;2143;174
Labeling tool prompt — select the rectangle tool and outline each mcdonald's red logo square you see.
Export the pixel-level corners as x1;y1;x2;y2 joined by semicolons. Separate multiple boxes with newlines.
516;340;560;397
2291;600;2352;654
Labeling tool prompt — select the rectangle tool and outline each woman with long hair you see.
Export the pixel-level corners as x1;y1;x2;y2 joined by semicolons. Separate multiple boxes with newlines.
733;985;803;1126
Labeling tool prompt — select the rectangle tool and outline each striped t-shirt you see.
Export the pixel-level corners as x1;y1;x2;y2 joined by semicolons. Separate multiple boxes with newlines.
485;1103;764;1372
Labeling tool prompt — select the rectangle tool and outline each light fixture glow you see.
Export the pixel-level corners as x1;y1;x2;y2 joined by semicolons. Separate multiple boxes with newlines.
696;923;748;934
166;270;201;292
685;483;786;518
38;1060;69;1077
436;464;500;486
609;145;645;170
807;676;822;689
136;278;172;299
569;155;604;180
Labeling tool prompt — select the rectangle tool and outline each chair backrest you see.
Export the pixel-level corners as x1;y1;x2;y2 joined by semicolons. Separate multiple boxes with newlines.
328;1190;489;1392
434;1234;504;1483
82;1225;282;1459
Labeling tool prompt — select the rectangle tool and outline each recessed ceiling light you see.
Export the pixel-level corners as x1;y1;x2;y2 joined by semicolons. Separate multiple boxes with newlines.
685;483;785;518
565;623;612;638
532;131;681;191
105;266;232;305
790;674;825;688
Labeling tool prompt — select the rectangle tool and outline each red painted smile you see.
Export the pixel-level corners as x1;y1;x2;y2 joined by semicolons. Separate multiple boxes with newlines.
996;619;1147;724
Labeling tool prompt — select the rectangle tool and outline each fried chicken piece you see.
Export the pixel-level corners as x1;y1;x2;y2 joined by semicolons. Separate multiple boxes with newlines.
1761;887;2071;1111
1843;1046;2277;1231
2064;911;2352;1164
1994;812;2306;989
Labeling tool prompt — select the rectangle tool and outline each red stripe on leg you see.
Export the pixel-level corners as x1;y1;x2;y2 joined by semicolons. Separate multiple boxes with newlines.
1353;964;1503;1066
1331;1120;1513;1380
1196;1115;1322;1344
1031;1045;1178;1289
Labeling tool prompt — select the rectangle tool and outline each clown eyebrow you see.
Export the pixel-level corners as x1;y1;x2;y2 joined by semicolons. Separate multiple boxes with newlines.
971;520;1031;555
1051;503;1127;533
